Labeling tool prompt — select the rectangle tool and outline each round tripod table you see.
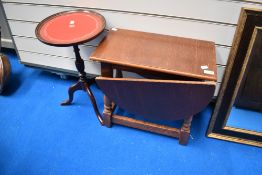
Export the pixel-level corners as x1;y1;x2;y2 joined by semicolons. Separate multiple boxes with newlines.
36;10;106;125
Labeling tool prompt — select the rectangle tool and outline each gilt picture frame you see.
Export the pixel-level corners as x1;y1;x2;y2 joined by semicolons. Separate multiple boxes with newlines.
207;8;262;147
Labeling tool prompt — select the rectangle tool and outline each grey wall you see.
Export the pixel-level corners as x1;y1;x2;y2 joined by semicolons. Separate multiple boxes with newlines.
0;2;13;48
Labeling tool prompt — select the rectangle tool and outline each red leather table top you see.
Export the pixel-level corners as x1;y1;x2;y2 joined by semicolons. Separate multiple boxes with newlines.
36;11;105;46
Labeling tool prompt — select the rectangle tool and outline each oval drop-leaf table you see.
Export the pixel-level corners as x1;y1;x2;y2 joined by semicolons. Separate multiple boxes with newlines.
91;29;217;145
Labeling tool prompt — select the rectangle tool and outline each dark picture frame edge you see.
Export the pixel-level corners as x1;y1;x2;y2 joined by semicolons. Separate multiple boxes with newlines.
207;8;262;147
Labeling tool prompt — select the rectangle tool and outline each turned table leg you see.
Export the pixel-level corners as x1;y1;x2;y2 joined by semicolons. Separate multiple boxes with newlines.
101;63;114;127
103;95;113;127
179;116;193;145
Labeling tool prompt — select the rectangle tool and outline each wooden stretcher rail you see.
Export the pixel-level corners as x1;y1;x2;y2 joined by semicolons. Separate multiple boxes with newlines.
112;114;180;138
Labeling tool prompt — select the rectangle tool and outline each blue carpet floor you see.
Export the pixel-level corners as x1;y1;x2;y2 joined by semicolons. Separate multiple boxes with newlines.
0;50;262;175
228;107;262;132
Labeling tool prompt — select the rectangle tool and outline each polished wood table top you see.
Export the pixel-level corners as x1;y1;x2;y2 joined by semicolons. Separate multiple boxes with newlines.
90;28;217;81
36;10;105;47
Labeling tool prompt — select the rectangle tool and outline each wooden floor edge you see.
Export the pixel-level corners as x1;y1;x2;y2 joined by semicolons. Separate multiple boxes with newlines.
112;114;180;138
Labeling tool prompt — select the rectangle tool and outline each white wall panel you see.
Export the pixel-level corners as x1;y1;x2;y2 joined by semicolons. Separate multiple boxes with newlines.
2;0;262;24
19;50;101;75
216;46;230;65
214;83;221;97
3;3;236;46
13;36;96;60
0;3;13;48
217;66;225;83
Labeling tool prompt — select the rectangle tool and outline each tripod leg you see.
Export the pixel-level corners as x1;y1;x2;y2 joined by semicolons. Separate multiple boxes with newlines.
61;81;82;106
84;83;104;125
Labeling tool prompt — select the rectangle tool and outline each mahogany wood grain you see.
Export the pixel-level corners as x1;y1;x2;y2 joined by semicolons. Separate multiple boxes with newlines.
0;54;11;93
96;77;215;121
90;28;217;81
179;116;193;145
112;114;180;138
101;63;114;127
0;28;11;93
93;28;217;145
